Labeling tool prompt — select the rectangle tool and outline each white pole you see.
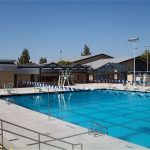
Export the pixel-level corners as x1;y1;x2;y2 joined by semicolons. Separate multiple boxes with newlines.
48;87;50;120
147;49;148;72
59;50;62;64
128;37;139;84
134;47;136;83
145;45;150;72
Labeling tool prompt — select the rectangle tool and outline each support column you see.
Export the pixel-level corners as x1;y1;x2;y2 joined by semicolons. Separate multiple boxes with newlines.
85;68;89;83
14;74;17;88
39;68;42;82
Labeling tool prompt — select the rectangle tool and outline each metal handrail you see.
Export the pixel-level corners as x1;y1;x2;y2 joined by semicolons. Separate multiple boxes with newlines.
28;131;88;149
72;143;83;150
94;122;108;133
0;119;83;150
0;128;65;150
88;122;108;136
28;140;83;150
0;144;6;150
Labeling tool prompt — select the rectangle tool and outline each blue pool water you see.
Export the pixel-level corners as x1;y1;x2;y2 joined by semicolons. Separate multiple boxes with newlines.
1;90;150;148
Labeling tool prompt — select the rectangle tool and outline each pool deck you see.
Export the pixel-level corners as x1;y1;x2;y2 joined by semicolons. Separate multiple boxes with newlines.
0;83;150;96
0;83;150;150
70;83;150;93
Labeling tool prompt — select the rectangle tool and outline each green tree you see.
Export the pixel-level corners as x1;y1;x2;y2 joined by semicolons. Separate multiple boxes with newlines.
81;44;91;56
140;49;150;59
18;48;31;64
58;60;71;65
39;57;47;64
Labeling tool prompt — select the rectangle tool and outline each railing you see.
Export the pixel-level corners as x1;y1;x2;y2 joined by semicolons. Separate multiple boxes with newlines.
0;119;83;150
88;122;108;136
0;144;6;150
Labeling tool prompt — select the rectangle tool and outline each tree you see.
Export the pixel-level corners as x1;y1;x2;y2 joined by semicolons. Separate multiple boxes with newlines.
18;48;31;64
39;57;47;64
58;60;71;65
81;44;91;56
140;49;150;60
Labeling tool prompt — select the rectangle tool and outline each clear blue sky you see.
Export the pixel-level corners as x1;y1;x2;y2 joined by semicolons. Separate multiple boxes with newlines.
0;0;150;63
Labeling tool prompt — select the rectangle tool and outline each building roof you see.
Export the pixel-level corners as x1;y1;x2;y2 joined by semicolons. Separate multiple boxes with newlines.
85;56;132;69
17;64;40;68
120;56;150;64
69;53;113;65
0;59;16;64
95;63;127;72
17;62;93;74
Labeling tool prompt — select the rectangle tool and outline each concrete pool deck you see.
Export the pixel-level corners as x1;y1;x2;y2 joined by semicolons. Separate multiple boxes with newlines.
70;83;150;93
0;83;150;150
0;83;150;96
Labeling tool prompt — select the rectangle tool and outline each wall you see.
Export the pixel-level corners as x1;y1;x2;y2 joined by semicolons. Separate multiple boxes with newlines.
16;74;31;87
17;74;31;81
89;74;93;82
127;74;133;81
120;58;148;71
72;73;87;83
0;72;14;88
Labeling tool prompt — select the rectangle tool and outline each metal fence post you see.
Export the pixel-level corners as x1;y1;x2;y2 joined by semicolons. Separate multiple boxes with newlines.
38;133;40;150
48;87;50;120
1;120;4;150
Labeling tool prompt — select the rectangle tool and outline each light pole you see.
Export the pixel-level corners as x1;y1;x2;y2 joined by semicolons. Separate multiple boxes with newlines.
59;50;62;63
59;50;62;65
145;46;150;72
128;37;139;84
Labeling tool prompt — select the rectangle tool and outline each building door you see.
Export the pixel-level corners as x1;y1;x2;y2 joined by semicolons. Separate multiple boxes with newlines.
31;75;35;82
14;74;17;87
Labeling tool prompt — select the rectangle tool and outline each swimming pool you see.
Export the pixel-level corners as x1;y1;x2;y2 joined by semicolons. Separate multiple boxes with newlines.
1;90;150;148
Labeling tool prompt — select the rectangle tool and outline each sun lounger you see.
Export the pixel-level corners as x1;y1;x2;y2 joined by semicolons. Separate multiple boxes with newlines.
124;84;129;90
133;86;139;91
145;87;150;92
3;83;16;94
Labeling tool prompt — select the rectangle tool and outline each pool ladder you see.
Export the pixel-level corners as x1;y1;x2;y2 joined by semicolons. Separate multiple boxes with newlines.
88;122;108;136
5;98;16;105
